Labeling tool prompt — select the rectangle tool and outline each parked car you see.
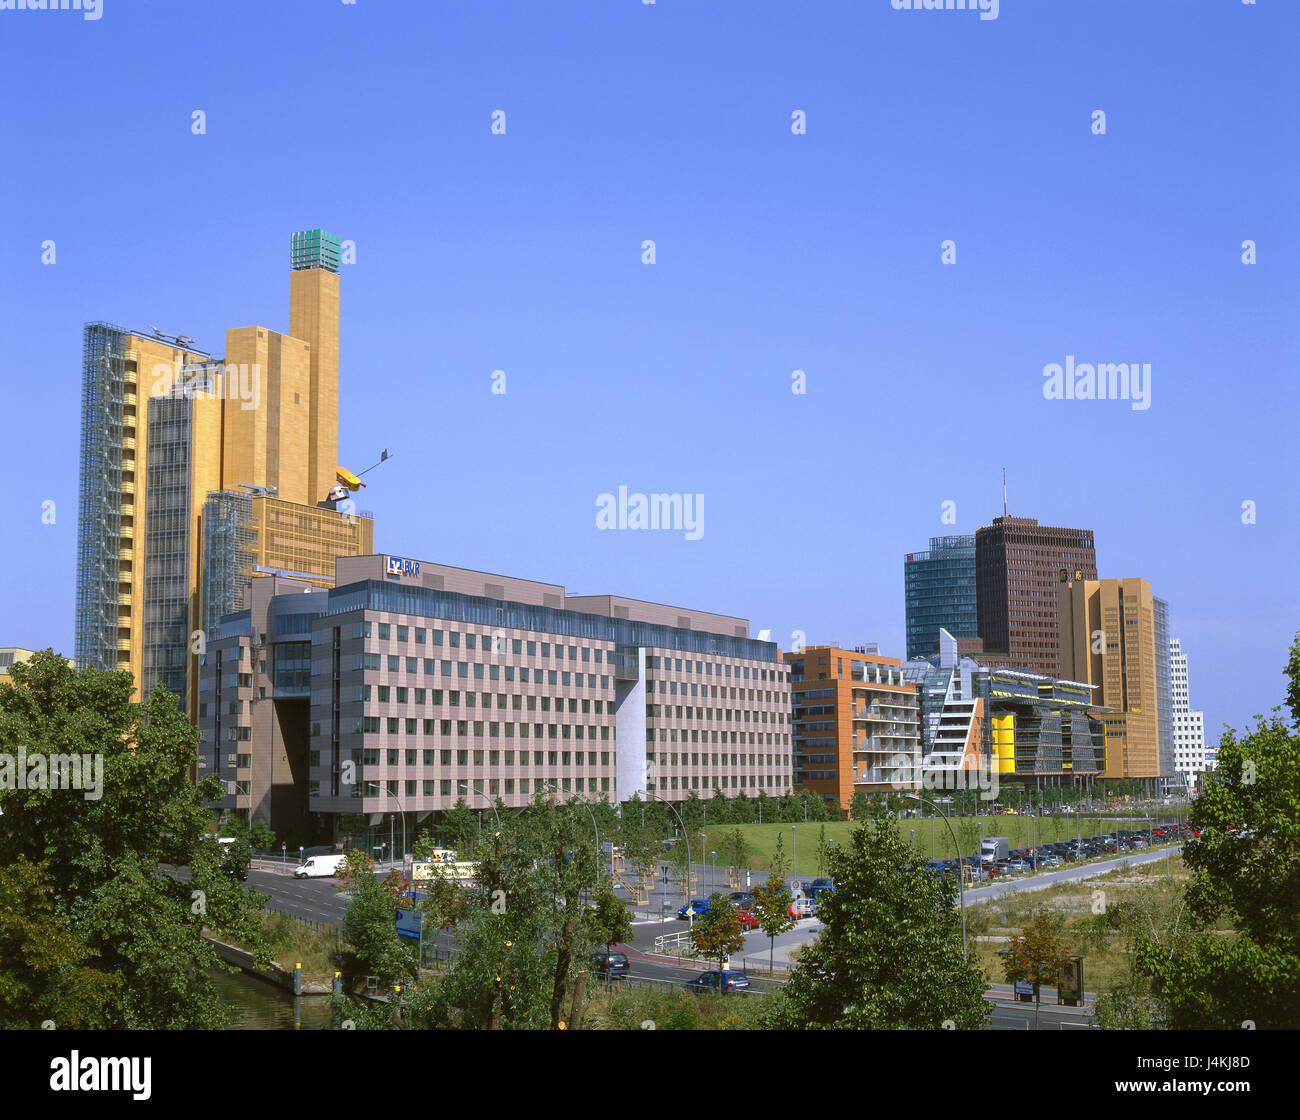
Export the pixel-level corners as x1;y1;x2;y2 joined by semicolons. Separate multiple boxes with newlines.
728;892;754;908
677;898;711;920
684;969;751;992
591;951;629;974
734;908;760;931
787;897;816;919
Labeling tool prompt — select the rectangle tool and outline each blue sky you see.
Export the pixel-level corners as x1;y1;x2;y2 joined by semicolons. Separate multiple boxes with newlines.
1;0;1296;742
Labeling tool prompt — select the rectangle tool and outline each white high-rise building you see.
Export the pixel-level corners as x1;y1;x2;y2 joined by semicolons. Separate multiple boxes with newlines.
1170;638;1211;790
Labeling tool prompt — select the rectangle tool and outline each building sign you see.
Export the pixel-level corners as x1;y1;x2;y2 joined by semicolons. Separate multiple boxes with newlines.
387;556;420;577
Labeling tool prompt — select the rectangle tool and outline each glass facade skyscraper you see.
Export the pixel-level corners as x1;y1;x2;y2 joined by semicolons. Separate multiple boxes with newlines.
903;535;978;662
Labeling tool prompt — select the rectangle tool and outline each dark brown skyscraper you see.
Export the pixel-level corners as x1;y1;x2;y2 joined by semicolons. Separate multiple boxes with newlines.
975;516;1098;677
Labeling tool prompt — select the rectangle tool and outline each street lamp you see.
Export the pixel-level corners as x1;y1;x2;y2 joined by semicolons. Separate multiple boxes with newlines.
457;781;502;829
651;793;692;905
791;826;797;881
379;785;407;868
710;850;717;896
906;793;967;960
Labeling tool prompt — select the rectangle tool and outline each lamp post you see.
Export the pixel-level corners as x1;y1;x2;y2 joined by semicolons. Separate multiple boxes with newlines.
907;793;967;960
379;786;407;868
651;793;692;905
457;781;502;829
710;850;717;896
792;826;797;881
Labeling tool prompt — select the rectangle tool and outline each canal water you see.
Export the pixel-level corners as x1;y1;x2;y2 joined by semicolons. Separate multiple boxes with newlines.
213;967;335;1030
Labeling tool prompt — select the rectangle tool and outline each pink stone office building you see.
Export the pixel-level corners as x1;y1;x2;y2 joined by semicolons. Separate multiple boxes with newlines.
197;553;793;849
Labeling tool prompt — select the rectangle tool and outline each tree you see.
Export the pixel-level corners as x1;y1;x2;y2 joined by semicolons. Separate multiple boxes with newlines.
849;790;872;822
770;832;790;878
0;856;119;1029
1002;909;1072;1031
0;651;273;1028
750;875;796;975
442;798;479;857
588;885;634;954
411;828;438;861
723;827;750;875
1127;634;1300;1029
690;892;746;991
709;786;731;826
816;824;829;876
772;821;989;1029
340;868;417;990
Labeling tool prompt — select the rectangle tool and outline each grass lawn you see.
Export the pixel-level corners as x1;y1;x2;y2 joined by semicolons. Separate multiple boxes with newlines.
722;814;1180;876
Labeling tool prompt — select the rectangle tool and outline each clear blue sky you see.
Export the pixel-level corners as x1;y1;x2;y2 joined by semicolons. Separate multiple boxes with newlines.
1;1;1296;743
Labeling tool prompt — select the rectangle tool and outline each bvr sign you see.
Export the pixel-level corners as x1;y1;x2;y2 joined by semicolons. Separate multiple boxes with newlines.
387;556;420;577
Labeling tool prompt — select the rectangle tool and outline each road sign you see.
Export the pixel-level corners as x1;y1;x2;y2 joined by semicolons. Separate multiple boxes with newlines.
685;907;695;917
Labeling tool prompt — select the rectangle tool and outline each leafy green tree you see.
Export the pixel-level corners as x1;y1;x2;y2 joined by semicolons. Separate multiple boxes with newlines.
849;790;872;822
709;787;731;826
1129;635;1300;1029
589;885;634;954
816;824;829;876
690;892;746;990
411;828;438;861
1002;909;1072;1031
732;790;752;824
770;832;790;878
772;821;989;1029
0;651;273;1029
441;798;479;857
753;790;772;824
750;875;795;974
723;827;750;874
340;868;417;990
0;856;119;1029
681;789;704;832
249;818;276;849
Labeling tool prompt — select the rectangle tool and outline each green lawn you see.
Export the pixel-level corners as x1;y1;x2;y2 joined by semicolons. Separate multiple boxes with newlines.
718;814;1186;876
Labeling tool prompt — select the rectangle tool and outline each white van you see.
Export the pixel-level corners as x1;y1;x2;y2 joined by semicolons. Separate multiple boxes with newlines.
293;853;347;879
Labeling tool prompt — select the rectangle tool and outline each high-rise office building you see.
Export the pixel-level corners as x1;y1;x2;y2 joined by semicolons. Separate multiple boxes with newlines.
903;535;978;661
975;516;1097;676
1057;574;1169;783
785;645;920;811
76;231;368;715
1169;638;1210;788
198;554;792;841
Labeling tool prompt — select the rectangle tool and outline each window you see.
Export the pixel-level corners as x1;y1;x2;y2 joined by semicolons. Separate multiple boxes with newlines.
378;623;390;640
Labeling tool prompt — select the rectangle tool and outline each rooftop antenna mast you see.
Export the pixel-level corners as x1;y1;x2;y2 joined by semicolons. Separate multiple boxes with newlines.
1002;467;1007;518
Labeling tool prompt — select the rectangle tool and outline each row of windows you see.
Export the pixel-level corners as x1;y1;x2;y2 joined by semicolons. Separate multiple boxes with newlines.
322;748;613;768
647;705;786;724
646;655;786;683
653;752;788;768
349;654;609;689
648;775;784;790
346;718;613;740
650;729;788;745
364;686;609;713
310;777;614;799
359;621;608;664
651;679;786;702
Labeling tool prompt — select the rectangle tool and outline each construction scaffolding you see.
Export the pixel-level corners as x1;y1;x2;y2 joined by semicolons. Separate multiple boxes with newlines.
75;323;126;672
202;491;258;641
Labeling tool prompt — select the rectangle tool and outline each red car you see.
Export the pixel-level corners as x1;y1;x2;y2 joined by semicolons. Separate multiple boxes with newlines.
734;908;760;931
